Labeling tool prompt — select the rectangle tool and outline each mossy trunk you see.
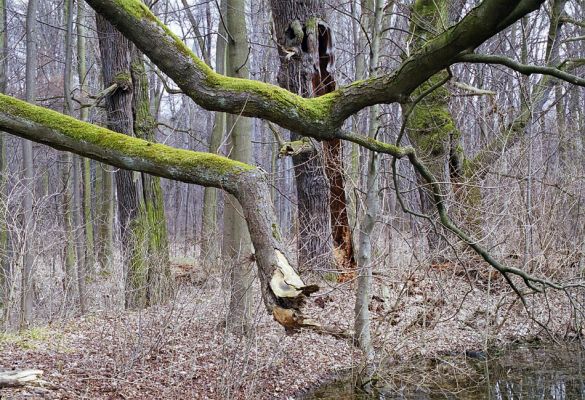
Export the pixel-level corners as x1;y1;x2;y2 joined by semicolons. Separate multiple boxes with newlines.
0;93;321;331
97;12;171;309
129;44;172;306
405;0;457;251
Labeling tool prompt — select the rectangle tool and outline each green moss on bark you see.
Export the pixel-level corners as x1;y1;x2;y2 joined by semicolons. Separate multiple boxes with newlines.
0;94;254;176
407;72;458;157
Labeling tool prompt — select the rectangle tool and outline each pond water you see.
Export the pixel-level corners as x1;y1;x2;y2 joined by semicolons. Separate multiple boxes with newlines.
304;343;585;400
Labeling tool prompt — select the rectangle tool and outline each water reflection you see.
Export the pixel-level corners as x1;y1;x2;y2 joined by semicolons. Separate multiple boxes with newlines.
485;344;585;400
304;344;585;400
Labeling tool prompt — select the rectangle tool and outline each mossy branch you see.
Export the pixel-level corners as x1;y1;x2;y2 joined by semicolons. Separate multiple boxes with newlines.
85;0;546;136
0;94;253;193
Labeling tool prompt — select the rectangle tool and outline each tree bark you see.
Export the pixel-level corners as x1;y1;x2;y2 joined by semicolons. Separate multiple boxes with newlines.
77;0;95;275
269;0;335;274
130;44;173;306
21;0;38;328
200;0;227;262
0;0;8;325
222;0;254;334
97;13;171;309
64;0;86;313
354;0;384;388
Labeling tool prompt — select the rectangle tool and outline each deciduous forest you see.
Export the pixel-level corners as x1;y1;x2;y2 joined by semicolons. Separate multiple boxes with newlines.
1;0;585;398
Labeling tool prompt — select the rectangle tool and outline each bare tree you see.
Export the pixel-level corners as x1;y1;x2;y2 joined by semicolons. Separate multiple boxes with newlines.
21;0;38;328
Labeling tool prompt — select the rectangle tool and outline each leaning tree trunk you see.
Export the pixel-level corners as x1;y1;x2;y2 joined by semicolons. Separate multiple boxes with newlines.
270;0;354;275
0;94;324;332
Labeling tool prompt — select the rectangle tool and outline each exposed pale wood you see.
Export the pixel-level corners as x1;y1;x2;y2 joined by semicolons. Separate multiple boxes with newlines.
0;369;45;388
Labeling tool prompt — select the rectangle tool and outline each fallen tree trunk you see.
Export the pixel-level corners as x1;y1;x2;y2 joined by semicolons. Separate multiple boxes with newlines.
0;369;44;388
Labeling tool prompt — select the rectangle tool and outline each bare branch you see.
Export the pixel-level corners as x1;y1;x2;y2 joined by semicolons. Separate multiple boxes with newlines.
458;53;585;87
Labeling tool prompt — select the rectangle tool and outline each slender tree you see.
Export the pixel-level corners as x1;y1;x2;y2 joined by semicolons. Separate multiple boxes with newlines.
222;0;254;334
63;0;86;312
21;0;38;328
201;0;227;262
76;0;95;274
0;0;8;324
354;0;384;387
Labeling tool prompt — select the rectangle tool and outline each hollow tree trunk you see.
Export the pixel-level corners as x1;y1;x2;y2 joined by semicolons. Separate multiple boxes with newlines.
270;0;354;275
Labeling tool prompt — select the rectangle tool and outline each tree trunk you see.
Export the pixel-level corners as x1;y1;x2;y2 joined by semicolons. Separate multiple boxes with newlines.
201;0;227;262
354;0;384;388
0;0;8;325
64;0;86;312
95;163;114;270
222;0;253;334
129;44;172;306
77;0;95;275
269;0;338;274
404;0;454;252
21;0;38;328
96;13;164;309
0;94;321;331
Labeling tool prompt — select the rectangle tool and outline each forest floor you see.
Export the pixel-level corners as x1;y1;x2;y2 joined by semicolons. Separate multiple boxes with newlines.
1;255;580;399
